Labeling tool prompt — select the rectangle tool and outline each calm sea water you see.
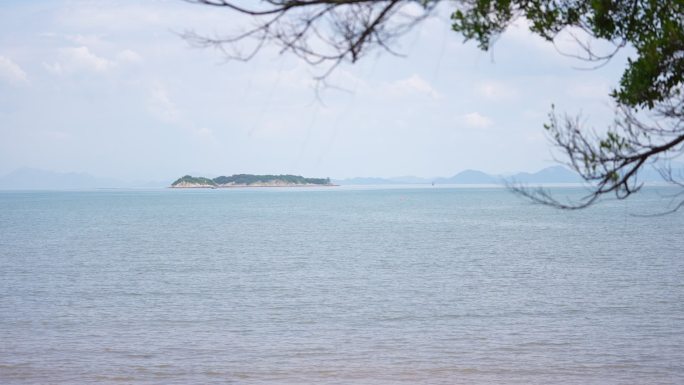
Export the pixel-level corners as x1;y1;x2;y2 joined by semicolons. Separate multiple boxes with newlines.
1;186;683;384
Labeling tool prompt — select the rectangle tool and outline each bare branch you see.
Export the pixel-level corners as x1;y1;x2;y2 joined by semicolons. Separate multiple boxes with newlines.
513;94;684;210
182;0;437;80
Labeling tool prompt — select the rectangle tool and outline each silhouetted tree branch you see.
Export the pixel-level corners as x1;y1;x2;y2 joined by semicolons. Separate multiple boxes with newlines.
182;0;437;81
512;93;684;209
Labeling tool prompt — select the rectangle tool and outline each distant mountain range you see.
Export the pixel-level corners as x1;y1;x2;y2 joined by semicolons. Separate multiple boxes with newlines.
334;166;582;185
334;164;684;185
0;168;167;190
1;164;681;190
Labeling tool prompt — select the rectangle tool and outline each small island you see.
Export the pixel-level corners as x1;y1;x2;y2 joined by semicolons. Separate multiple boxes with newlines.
171;174;334;188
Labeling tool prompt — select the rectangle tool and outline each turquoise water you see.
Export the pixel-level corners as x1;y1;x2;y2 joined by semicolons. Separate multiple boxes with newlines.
1;187;683;384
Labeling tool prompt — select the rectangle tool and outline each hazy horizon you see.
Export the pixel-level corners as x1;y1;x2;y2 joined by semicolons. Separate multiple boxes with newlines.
0;163;574;182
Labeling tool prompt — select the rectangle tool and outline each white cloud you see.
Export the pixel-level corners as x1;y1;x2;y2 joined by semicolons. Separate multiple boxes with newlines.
43;62;63;74
148;83;180;124
478;80;517;100
503;17;619;67
502;18;556;54
67;34;104;47
0;56;28;85
397;1;429;18
196;127;213;137
117;49;143;64
386;74;441;99
462;112;493;129
44;46;142;75
45;46;113;74
326;68;367;91
67;46;112;71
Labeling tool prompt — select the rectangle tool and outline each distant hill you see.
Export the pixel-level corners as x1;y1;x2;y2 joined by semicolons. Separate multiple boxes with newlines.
0;168;121;190
336;166;581;185
335;164;684;186
0;168;169;190
507;165;583;184
435;169;500;184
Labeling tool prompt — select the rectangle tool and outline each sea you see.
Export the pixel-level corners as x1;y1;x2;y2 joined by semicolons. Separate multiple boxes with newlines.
1;186;683;384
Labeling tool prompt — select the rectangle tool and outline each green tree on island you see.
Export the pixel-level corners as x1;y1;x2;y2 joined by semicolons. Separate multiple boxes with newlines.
172;174;332;187
186;0;684;210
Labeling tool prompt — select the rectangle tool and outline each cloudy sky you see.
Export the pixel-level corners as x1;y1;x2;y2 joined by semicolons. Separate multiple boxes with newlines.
0;0;630;181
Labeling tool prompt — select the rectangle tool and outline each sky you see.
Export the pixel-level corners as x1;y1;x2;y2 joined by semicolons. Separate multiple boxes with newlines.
0;0;632;181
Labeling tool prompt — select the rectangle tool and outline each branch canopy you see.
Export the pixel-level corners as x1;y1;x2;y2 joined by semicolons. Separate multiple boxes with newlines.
188;0;684;210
